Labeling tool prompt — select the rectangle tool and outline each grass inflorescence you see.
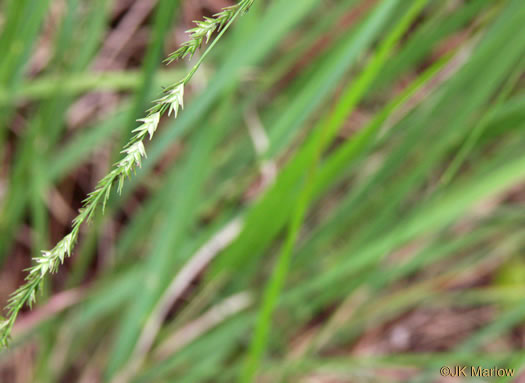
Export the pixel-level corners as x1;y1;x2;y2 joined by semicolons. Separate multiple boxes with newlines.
0;0;254;348
2;1;525;382
165;0;254;64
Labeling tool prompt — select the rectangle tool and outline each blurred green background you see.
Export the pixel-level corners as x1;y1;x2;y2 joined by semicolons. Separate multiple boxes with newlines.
2;0;525;382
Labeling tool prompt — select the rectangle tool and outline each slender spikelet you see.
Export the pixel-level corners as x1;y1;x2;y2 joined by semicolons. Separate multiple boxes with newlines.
0;0;254;348
165;0;254;63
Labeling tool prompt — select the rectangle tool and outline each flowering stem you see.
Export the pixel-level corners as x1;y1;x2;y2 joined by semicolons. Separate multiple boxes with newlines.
0;0;254;348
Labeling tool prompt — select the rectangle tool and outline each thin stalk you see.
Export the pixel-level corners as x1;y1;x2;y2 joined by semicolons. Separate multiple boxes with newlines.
440;56;525;185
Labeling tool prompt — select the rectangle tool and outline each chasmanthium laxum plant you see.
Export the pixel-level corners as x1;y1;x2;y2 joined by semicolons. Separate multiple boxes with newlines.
0;0;254;348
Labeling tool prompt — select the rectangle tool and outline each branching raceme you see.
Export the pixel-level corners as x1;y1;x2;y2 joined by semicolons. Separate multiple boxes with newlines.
0;0;254;348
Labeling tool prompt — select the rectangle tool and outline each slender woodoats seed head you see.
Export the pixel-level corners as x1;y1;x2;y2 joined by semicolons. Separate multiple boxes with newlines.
0;0;254;348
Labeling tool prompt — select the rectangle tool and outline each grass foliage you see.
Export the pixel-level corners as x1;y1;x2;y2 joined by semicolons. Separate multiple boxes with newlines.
1;0;525;381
